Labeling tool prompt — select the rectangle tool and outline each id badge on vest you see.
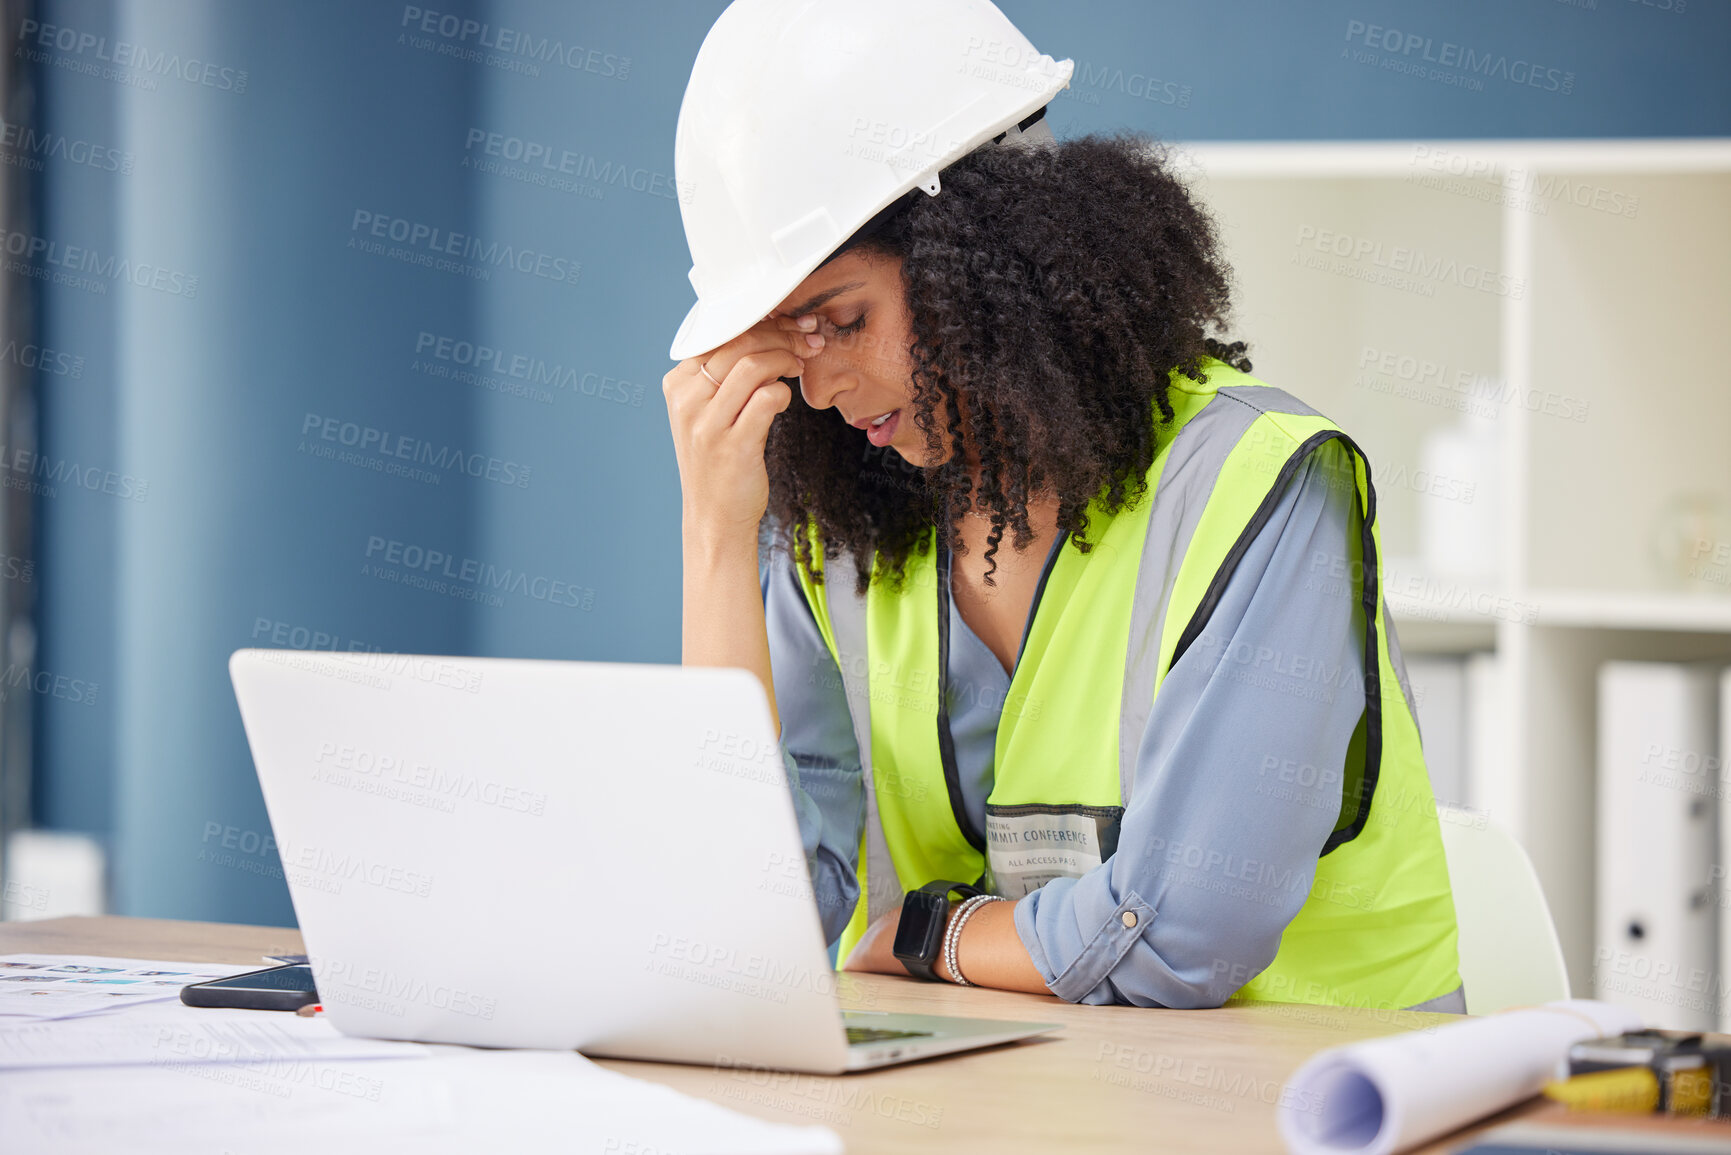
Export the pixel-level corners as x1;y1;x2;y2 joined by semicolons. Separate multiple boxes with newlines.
984;804;1124;898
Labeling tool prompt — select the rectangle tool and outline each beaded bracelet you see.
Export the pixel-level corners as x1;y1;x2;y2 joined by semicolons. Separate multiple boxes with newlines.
942;894;1008;986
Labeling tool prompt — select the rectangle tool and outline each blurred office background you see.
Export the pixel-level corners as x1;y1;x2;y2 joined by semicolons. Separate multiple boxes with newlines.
0;1;1727;1020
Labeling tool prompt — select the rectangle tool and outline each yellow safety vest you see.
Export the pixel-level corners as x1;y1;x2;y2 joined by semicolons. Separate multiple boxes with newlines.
789;360;1461;1010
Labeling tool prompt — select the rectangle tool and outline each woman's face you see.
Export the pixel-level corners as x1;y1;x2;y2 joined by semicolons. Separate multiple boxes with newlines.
770;249;949;469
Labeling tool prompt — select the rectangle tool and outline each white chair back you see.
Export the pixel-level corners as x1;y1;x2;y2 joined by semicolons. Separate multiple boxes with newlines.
1436;805;1571;1014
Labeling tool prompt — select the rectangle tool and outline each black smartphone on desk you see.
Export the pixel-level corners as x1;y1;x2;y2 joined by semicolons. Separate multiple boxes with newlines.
180;963;318;1011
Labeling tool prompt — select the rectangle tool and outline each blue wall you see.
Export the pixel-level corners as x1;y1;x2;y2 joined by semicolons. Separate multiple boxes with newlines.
30;0;1731;925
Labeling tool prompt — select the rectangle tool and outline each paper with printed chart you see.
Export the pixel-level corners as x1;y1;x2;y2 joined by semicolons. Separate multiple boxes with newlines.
0;955;256;1021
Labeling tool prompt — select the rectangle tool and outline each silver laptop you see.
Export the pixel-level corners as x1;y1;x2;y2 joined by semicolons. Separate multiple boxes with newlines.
228;649;1058;1074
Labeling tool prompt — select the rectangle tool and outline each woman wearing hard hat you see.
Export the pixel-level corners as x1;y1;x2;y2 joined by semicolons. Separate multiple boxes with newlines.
664;0;1462;1013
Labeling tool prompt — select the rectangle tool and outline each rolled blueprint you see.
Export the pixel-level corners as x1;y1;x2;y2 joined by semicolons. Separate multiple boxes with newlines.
1277;999;1643;1155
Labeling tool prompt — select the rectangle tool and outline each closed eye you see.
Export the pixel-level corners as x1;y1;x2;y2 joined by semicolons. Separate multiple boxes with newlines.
832;314;866;336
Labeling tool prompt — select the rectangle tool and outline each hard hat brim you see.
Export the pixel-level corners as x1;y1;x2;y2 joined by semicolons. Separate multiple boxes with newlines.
670;294;749;364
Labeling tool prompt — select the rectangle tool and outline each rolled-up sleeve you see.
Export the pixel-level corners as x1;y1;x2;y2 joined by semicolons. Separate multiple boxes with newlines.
760;535;866;945
1014;439;1368;1007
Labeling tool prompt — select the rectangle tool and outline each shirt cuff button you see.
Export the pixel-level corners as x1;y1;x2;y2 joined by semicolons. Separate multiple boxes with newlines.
1120;910;1139;929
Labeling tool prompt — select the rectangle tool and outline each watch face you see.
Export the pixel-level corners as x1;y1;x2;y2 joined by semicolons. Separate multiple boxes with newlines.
892;890;949;963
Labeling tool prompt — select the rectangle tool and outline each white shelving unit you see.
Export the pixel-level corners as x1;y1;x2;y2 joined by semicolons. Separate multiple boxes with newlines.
1175;139;1731;995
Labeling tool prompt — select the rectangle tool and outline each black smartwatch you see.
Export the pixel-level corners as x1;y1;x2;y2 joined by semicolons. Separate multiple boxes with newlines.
892;879;983;981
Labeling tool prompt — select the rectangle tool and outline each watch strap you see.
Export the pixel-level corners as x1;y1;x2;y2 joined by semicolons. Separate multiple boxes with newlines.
894;880;984;981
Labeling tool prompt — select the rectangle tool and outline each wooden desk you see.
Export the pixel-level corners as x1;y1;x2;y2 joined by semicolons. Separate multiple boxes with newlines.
0;915;1513;1154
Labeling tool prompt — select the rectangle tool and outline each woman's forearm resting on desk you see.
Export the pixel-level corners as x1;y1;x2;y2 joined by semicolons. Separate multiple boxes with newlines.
842;896;1051;994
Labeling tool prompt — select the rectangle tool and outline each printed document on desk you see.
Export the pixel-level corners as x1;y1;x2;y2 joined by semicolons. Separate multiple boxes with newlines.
0;1002;427;1069
0;1044;843;1155
0;954;254;1021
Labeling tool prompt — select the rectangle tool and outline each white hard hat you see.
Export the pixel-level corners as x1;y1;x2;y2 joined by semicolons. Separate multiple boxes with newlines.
667;0;1074;361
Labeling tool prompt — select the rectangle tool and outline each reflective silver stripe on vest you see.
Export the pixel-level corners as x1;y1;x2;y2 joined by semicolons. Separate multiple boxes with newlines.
1405;984;1466;1014
1116;384;1321;805
1216;385;1321;420
825;565;906;923
1382;601;1420;731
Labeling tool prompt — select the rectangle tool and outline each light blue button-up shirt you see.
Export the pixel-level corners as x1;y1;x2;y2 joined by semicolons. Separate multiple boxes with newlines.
762;440;1384;1008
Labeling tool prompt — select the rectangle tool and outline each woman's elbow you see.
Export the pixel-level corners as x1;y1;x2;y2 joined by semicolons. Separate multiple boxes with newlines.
1080;946;1264;1009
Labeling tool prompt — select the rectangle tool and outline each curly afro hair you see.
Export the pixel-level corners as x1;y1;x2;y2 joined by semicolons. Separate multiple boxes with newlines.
764;129;1251;597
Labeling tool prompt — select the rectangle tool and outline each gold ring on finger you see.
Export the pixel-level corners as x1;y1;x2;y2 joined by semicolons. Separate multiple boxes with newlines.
699;361;723;387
